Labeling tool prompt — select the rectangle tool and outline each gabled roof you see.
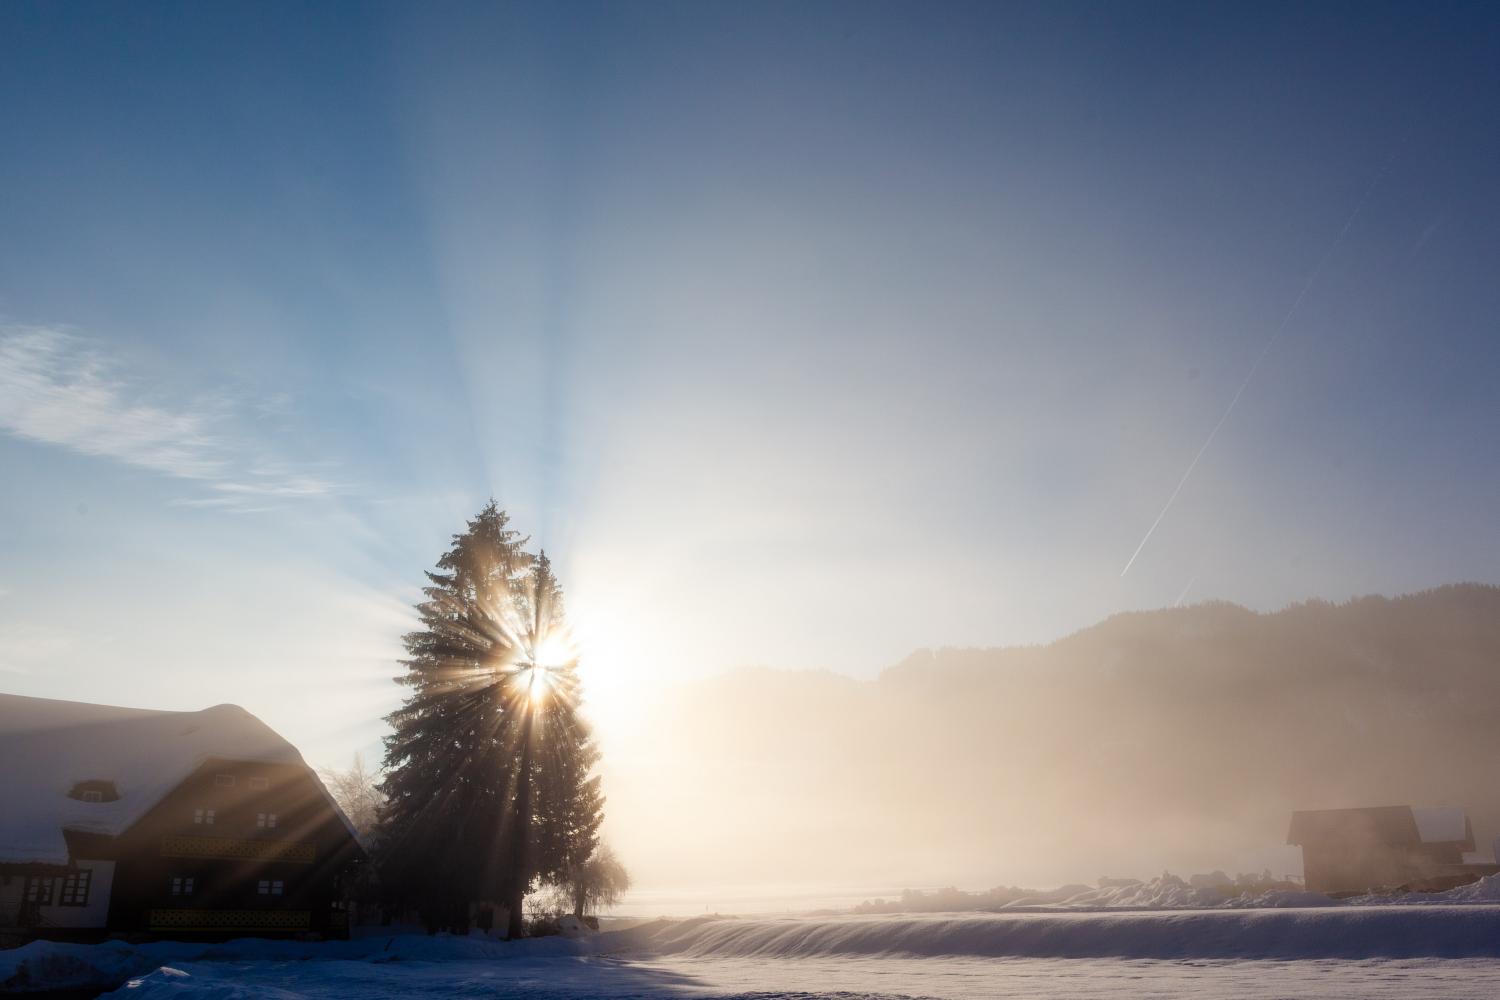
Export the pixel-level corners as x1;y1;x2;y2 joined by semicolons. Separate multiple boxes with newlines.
1287;804;1475;850
0;693;356;865
1286;806;1421;847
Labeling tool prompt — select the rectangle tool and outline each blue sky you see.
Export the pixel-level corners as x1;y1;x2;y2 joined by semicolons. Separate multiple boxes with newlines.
1;2;1497;766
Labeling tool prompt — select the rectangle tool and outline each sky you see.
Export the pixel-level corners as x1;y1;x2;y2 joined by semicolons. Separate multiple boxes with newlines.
1;1;1498;777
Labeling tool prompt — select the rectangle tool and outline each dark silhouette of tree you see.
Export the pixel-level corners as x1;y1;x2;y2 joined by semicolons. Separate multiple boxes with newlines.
378;500;530;932
498;550;606;936
527;552;605;919
376;501;606;937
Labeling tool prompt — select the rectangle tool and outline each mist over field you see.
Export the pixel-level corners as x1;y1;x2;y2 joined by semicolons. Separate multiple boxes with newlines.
605;585;1500;893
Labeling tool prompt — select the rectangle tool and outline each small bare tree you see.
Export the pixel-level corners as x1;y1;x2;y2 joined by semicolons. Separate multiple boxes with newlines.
566;843;631;918
321;751;385;841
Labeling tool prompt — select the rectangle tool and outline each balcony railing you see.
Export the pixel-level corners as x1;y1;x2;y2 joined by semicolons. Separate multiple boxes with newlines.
148;908;311;932
159;836;315;864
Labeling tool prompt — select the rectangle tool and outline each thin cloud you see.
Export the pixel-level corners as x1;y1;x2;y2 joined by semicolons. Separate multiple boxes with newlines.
0;325;337;509
166;497;280;515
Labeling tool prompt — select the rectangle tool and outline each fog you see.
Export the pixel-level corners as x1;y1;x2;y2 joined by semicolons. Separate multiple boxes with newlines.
599;585;1500;895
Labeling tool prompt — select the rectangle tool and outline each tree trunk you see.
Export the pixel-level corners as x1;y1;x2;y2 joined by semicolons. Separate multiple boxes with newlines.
506;710;536;940
452;899;470;936
504;883;525;939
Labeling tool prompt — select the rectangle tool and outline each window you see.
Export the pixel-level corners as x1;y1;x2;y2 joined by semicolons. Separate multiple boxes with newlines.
256;812;278;829
193;808;216;825
24;876;54;905
248;776;269;790
67;779;119;802
171;876;195;896
214;773;236;787
257;879;284;896
59;870;92;906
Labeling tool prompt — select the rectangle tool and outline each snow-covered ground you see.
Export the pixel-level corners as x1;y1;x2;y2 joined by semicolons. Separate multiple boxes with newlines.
10;880;1500;998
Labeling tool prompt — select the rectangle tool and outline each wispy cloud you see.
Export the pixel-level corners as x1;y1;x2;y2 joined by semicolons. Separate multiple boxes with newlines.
0;325;336;510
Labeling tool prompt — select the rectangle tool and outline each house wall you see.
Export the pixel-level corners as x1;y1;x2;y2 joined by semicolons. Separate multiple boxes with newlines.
107;758;359;938
0;872;22;921
0;860;114;933
34;860;115;929
1301;843;1429;893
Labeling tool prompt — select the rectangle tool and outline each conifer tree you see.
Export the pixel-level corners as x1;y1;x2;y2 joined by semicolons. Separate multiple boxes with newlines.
378;500;532;931
497;550;606;936
378;504;607;937
524;552;605;919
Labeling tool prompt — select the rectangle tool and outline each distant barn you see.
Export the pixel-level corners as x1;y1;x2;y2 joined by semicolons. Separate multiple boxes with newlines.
0;694;363;942
1287;805;1483;894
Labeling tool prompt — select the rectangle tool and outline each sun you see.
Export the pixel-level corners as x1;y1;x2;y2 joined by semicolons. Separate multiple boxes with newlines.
526;664;550;706
521;633;576;707
533;634;574;671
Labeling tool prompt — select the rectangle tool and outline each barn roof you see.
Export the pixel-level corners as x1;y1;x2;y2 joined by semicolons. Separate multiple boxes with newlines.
1287;804;1475;850
0;693;357;865
1286;806;1422;847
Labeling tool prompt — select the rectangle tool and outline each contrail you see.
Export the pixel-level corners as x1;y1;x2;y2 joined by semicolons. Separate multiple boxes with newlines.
1120;153;1398;578
1173;575;1196;608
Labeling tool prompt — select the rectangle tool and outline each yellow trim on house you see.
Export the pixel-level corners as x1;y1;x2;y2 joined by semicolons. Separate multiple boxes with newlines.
158;835;315;863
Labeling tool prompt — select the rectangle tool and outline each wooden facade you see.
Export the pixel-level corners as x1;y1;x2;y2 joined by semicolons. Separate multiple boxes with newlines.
0;696;363;944
102;757;360;938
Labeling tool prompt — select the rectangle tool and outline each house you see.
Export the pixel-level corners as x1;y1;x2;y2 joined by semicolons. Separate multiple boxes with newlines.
1287;804;1484;894
0;694;363;943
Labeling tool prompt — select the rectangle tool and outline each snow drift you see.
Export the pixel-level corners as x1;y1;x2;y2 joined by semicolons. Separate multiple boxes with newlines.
618;907;1500;961
1349;872;1500;905
0;934;588;994
10;882;1500;994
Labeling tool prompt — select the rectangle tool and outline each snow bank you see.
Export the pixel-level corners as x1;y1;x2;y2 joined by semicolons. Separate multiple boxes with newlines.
1222;889;1337;908
111;966;309;999
0;933;588;994
613;907;1500;960
993;871;1500;912
986;873;1335;910
1046;874;1230;909
11;892;1500;994
1350;872;1500;905
0;940;145;994
855;873;1338;914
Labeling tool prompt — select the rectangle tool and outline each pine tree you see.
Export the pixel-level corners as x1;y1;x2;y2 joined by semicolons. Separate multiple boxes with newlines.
377;505;607;937
377;500;533;932
499;550;606;936
526;552;605;913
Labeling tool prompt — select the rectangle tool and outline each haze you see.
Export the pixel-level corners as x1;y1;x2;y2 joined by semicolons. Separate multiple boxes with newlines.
2;3;1497;902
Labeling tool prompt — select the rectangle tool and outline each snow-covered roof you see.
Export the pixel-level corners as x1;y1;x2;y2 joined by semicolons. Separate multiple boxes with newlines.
1287;806;1421;847
0;693;344;865
1414;806;1472;846
1287;805;1475;851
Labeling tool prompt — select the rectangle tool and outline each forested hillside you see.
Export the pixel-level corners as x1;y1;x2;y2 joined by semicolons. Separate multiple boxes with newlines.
611;585;1500;889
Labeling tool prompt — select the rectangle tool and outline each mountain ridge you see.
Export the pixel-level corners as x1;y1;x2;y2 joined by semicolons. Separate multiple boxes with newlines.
613;582;1500;888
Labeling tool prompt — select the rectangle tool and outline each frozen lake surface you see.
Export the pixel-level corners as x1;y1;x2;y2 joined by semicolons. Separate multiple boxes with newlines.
8;907;1500;998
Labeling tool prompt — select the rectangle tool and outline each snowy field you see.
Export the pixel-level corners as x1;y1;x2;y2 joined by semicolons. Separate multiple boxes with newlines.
9;905;1500;999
